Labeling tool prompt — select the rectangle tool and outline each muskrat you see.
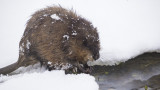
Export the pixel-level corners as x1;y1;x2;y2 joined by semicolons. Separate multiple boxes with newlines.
0;6;100;75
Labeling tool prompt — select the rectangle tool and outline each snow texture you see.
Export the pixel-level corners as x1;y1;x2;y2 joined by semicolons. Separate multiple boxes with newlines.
0;70;99;90
0;63;98;90
51;14;60;20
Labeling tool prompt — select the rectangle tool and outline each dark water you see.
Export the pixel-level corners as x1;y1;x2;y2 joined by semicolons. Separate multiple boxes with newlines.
91;52;160;90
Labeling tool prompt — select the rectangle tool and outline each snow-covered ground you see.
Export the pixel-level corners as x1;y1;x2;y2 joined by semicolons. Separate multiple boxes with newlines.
0;70;98;90
0;0;160;90
0;63;99;90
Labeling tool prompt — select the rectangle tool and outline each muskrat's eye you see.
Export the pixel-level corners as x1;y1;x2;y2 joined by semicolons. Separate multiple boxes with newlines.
82;40;88;46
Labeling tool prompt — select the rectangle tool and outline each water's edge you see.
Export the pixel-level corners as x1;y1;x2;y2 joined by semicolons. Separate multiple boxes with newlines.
91;52;160;90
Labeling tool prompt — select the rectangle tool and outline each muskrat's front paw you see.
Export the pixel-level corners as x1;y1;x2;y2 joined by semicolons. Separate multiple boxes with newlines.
84;66;93;74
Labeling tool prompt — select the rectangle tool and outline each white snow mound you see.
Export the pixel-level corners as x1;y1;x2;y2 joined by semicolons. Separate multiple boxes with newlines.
0;70;99;90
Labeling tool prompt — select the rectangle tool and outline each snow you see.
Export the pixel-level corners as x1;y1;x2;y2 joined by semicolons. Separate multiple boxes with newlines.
0;70;99;90
48;62;73;70
11;63;46;74
47;61;52;65
43;14;48;17
63;35;69;40
51;14;61;20
26;40;31;49
19;46;24;52
43;25;46;27
61;63;72;70
0;63;98;90
0;0;160;89
72;31;77;36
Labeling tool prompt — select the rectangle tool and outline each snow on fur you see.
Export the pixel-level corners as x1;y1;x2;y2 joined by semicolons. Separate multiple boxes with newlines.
51;14;61;20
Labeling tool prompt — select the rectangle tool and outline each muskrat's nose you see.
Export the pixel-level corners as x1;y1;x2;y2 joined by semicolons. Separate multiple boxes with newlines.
93;52;99;60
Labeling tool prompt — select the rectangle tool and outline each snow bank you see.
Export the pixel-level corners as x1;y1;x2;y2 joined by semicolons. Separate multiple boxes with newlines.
0;70;99;90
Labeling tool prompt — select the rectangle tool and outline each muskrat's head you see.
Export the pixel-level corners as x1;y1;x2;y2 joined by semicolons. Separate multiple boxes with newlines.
61;17;100;64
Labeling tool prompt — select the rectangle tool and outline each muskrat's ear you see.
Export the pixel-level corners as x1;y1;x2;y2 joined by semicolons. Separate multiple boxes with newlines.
82;39;88;47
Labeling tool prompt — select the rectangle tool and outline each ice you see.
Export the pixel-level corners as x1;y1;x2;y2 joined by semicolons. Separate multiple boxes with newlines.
51;14;60;20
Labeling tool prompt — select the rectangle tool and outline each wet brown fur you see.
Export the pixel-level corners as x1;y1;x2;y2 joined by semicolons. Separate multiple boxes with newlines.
0;6;100;75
